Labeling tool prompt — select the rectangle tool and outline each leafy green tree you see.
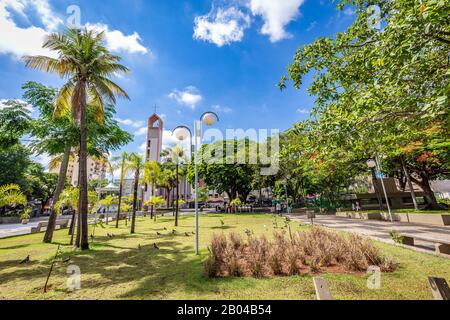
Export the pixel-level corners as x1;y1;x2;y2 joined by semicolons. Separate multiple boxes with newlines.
166;145;187;227
158;163;177;209
0;144;32;190
100;195;119;223
0;184;27;215
188;139;257;202
143;160;162;219
88;178;108;192
24;163;58;214
144;196;166;210
279;0;449;209
0;100;32;150
112;152;129;227
24;28;130;250
22;81;132;242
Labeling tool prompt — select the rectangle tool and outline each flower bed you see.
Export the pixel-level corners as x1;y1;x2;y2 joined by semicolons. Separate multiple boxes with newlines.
205;227;398;278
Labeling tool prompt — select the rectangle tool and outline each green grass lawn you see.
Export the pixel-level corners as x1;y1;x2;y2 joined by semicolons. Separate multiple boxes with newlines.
0;213;449;300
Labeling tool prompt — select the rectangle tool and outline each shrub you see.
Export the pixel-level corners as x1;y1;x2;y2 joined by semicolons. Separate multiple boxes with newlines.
204;227;398;278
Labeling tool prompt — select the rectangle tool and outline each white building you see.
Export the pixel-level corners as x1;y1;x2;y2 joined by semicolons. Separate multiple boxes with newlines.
50;155;108;186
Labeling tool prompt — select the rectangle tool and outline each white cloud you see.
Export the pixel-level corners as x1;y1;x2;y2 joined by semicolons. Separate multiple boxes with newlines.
307;21;317;32
139;142;147;152
193;1;306;45
31;152;52;170
343;8;355;16
168;86;203;109
30;0;63;30
87;23;150;55
0;0;150;60
194;6;251;47
0;0;58;59
213;104;233;114
249;0;305;42
161;130;191;155
0;99;33;112
115;118;144;128
134;126;148;136
297;108;310;114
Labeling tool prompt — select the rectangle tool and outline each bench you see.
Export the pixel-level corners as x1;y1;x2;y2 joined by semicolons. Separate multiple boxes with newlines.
399;234;450;256
31;220;70;234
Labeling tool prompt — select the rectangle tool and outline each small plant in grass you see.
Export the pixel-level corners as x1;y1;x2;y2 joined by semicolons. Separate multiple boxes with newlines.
21;207;31;224
220;220;225;228
245;229;254;237
389;230;405;244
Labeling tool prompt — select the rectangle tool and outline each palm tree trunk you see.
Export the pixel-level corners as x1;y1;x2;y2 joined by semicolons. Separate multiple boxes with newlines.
68;209;76;236
175;163;179;227
69;210;77;245
44;144;71;243
75;210;81;248
131;171;139;234
77;81;89;251
150;183;154;219
152;183;157;221
116;163;125;228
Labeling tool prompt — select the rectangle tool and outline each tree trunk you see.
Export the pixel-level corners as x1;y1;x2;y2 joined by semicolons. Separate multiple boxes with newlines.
69;210;76;245
419;174;440;210
175;164;179;227
44;144;71;243
166;188;171;209
152;183;157;221
75;79;89;250
68;209;75;235
401;158;419;210
371;169;384;211
116;161;125;228
172;188;175;216
75;210;81;248
130;170;139;234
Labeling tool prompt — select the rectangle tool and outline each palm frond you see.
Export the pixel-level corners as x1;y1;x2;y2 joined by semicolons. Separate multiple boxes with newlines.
87;86;105;124
54;80;75;118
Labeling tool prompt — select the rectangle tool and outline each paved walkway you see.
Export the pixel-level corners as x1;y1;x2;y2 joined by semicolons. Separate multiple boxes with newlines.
287;214;450;254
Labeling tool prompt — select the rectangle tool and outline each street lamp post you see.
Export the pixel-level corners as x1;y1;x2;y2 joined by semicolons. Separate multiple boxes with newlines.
367;158;393;222
173;112;219;255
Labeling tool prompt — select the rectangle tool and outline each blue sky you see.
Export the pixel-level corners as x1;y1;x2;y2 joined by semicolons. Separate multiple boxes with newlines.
0;0;356;165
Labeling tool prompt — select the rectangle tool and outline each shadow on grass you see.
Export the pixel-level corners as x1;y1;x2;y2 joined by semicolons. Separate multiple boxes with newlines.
210;226;235;230
58;241;229;299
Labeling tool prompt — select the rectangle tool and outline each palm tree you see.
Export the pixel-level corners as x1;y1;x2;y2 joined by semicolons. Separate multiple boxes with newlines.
167;145;186;227
158;167;176;209
112;152;129;228
125;153;144;234
24;28;130;250
143;161;161;219
0;184;27;208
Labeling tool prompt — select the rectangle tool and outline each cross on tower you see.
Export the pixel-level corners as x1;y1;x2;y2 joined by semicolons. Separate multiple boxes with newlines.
153;104;160;114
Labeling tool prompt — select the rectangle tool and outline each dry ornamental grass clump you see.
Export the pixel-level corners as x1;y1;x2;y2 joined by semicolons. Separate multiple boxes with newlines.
205;227;398;278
